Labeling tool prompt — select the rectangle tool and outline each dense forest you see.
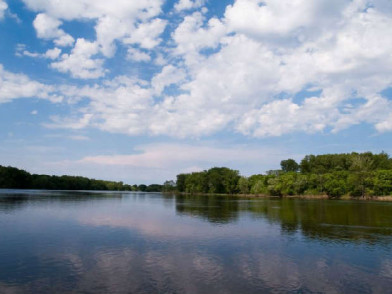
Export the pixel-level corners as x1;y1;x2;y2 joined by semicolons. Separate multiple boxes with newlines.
172;152;392;198
0;165;162;192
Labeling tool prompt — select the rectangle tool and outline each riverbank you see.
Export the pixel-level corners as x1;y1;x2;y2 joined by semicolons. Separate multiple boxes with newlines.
169;192;392;201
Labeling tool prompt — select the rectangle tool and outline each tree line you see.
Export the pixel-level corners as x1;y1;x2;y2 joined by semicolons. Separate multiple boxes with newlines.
172;152;392;198
2;152;392;197
0;165;163;192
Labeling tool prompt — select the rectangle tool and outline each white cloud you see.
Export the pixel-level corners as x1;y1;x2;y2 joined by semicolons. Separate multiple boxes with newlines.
151;65;186;95
8;0;392;138
127;48;151;62
15;44;62;60
46;113;94;130
15;44;38;58
172;12;226;64
0;64;62;104
123;18;167;50
45;77;153;133
0;0;7;19
224;0;351;40
376;116;392;133
23;0;166;77
174;0;205;12
51;38;105;79
33;13;74;46
45;47;61;59
161;0;392;137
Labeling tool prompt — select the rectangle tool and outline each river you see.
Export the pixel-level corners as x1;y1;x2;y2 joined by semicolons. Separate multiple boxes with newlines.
1;190;392;293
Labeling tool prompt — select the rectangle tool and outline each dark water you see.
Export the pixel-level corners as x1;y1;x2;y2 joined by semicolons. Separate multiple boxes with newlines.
1;190;392;294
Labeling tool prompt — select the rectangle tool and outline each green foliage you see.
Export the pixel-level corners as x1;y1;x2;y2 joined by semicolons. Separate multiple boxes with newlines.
373;170;392;196
145;184;163;192
176;174;187;192
2;151;392;197
300;152;392;174
280;159;299;172
178;167;240;194
162;180;176;192
0;165;153;191
237;176;250;194
0;166;31;189
323;172;349;197
173;152;392;198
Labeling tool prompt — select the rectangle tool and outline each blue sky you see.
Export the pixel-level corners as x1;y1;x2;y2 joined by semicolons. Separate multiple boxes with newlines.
1;0;392;184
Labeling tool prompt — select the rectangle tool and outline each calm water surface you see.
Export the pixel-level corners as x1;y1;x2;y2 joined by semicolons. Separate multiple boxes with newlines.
1;190;392;294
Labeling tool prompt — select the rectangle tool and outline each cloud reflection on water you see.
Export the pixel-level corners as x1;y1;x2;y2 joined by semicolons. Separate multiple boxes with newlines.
1;192;392;293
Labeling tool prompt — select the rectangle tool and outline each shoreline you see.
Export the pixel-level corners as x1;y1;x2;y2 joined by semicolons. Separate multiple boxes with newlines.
168;192;392;201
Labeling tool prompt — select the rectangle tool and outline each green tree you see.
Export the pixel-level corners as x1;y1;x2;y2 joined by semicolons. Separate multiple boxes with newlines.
163;180;176;192
280;159;299;172
349;154;374;197
373;170;392;196
176;174;187;192
238;176;250;194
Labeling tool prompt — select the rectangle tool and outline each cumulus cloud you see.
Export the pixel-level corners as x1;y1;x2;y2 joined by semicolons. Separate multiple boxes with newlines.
0;64;61;103
51;38;105;79
224;0;349;38
151;65;186;95
15;44;62;60
23;0;166;77
45;47;61;59
163;0;392;137
122;18;167;50
5;0;392;138
45;76;153;133
33;13;74;46
127;48;151;62
172;12;227;64
174;0;206;12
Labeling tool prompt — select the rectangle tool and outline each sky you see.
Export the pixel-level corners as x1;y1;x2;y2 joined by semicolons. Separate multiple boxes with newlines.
1;0;392;184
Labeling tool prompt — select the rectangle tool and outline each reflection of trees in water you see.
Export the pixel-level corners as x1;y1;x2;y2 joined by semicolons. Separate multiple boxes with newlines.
2;191;392;243
175;195;239;224
0;195;30;213
253;199;392;243
0;191;126;213
175;195;392;243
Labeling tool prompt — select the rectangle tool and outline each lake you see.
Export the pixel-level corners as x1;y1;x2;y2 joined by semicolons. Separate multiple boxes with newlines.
1;190;392;293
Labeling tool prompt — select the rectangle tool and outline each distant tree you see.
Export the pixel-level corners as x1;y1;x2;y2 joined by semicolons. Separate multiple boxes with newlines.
0;165;137;191
185;171;208;193
138;184;147;192
349;154;374;198
373;170;392;196
251;180;265;194
146;184;163;192
163;180;176;192
266;170;282;176
207;167;240;194
323;172;348;198
280;159;299;172
237;176;250;194
176;174;187;192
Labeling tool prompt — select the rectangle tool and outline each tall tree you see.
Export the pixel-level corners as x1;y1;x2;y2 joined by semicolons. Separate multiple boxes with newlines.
280;159;299;172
